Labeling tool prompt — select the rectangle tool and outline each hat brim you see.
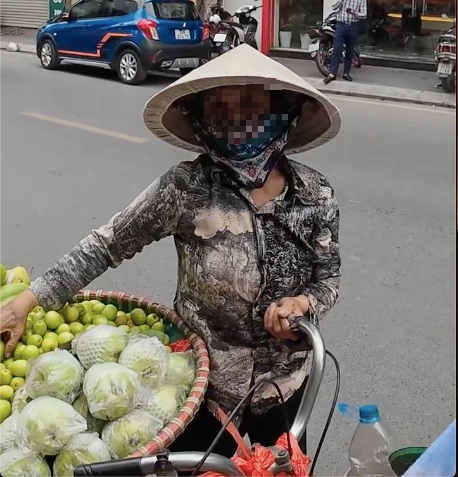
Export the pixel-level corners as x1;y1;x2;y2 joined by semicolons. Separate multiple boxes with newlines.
143;45;341;155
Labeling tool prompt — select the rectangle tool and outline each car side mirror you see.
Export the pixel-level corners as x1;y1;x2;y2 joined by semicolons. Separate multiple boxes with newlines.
61;12;70;20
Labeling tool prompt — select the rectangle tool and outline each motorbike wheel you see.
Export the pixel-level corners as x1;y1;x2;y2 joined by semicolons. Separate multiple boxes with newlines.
441;74;455;93
352;49;362;68
315;43;331;77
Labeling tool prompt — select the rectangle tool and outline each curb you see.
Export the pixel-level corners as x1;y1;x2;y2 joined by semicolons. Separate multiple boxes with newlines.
2;41;456;109
1;41;36;54
303;76;456;110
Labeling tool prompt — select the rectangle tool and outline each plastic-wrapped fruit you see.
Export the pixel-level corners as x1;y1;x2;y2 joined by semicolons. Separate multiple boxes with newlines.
0;412;20;454
102;409;163;459
73;325;128;369
83;362;140;421
0;448;51;477
25;350;83;403
165;351;195;390
16;396;87;455
72;393;105;435
53;433;111;477
119;335;169;385
11;386;32;413
138;384;187;424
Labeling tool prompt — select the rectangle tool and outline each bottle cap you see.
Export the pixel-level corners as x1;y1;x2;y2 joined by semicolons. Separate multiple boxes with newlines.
359;404;380;423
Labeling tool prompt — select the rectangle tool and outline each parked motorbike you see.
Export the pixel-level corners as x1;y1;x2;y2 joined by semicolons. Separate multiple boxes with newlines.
210;2;261;55
308;11;362;78
434;14;456;94
208;4;233;54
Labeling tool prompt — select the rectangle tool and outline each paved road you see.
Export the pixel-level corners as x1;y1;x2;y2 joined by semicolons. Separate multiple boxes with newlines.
1;52;456;474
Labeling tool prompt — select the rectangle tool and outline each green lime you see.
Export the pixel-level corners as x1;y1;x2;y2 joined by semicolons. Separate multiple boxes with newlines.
44;311;62;330
69;322;84;335
22;345;40;360
82;313;95;325
131;308;147;326
41;337;58;353
0;263;7;286
92;316;108;326
146;313;159;326
32;320;47;336
56;324;71;335
27;334;43;348
102;304;118;321
13;343;26;361
81;301;93;314
151;321;166;333
92;303;105;315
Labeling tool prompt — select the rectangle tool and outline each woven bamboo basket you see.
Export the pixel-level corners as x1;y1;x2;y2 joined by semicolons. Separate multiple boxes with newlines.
71;290;210;457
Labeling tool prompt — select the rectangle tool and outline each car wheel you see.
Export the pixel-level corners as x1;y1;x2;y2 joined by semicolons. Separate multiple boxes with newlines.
179;68;194;76
116;49;147;85
39;40;60;70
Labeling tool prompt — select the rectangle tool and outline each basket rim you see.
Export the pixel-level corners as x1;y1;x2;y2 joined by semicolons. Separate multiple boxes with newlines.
72;289;210;456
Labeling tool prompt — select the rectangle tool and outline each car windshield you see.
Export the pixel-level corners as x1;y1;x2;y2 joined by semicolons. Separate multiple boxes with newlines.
147;1;198;20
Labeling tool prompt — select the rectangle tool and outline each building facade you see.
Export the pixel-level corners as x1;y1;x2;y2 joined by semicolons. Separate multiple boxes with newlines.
223;0;456;62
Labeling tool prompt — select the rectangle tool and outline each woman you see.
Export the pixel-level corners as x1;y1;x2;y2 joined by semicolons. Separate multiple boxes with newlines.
0;45;341;458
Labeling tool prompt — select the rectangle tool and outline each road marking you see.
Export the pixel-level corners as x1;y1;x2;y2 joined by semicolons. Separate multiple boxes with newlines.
329;95;456;115
20;112;150;143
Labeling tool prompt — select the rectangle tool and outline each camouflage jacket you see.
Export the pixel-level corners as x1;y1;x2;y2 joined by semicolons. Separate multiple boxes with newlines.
31;155;341;414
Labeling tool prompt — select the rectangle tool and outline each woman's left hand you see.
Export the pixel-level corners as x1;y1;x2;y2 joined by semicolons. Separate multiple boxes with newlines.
264;296;309;341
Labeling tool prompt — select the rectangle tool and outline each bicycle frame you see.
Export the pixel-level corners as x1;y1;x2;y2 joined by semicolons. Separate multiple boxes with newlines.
74;317;326;477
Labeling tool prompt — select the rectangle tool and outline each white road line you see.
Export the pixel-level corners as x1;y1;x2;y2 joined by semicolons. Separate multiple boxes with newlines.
20;112;150;143
329;95;456;115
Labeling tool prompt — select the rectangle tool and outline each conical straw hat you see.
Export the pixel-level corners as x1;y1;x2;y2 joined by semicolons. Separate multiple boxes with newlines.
144;44;341;154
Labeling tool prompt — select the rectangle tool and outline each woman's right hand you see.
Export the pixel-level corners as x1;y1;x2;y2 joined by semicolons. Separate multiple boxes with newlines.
0;289;39;358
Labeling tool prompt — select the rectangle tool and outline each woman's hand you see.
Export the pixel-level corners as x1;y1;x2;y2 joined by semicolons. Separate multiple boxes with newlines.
264;296;310;341
0;289;38;358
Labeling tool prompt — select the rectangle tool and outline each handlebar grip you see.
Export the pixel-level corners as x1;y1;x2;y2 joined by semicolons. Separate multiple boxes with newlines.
74;457;143;476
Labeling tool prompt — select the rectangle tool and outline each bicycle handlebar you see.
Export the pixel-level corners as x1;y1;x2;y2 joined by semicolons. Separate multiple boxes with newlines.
74;452;244;476
285;315;326;441
74;316;325;476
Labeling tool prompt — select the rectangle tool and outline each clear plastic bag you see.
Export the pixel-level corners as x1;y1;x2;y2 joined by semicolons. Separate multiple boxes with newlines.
25;349;83;403
72;393;105;435
102;409;163;459
118;335;169;385
138;384;187;424
16;396;87;455
83;362;141;421
0;448;51;477
0;412;20;455
11;386;32;413
53;432;111;477
73;324;128;369
165;351;195;390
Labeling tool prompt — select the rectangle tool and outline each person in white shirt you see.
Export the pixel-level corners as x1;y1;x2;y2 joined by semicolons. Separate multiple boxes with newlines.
323;0;367;84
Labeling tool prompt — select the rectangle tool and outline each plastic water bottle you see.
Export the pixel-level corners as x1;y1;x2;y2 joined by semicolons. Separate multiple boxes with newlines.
344;404;396;477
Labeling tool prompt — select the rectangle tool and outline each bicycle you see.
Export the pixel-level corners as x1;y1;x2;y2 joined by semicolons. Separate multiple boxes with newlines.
75;316;340;477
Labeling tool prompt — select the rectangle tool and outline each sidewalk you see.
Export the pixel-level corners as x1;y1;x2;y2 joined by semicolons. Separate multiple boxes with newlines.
276;57;456;109
1;27;455;109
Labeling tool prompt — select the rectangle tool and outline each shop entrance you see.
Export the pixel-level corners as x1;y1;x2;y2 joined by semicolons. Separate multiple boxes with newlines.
359;0;456;62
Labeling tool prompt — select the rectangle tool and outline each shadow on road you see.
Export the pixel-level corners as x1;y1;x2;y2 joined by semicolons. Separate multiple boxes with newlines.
50;62;179;87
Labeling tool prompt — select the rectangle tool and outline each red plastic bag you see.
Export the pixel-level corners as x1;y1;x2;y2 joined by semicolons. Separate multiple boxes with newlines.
199;407;312;477
170;338;192;352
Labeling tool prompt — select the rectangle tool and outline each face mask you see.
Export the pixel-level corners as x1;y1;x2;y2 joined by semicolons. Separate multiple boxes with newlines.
181;104;301;189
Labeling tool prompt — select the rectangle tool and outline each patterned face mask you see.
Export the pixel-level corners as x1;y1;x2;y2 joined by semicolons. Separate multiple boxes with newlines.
181;103;301;189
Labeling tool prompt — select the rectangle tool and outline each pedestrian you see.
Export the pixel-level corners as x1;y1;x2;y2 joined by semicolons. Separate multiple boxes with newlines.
0;45;341;458
323;0;367;84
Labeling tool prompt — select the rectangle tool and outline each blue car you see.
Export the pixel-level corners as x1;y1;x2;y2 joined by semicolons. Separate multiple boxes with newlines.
36;0;211;84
